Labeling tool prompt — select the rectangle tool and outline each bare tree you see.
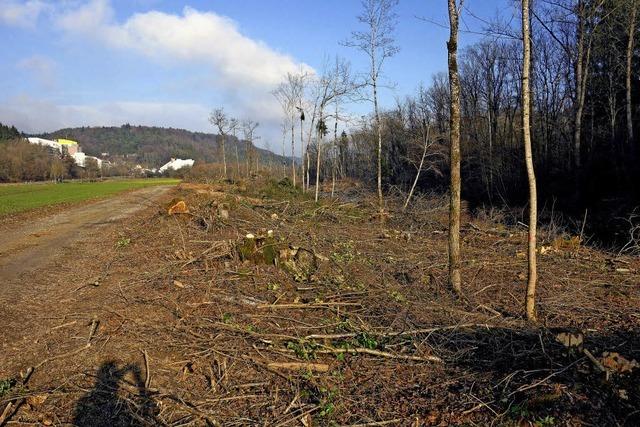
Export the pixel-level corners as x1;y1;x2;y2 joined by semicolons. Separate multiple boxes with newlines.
280;120;288;176
522;0;539;321
242;120;260;176
448;0;463;296
626;0;637;144
345;0;399;217
273;72;305;186
403;88;438;211
312;58;354;202
229;118;240;178
209;108;231;178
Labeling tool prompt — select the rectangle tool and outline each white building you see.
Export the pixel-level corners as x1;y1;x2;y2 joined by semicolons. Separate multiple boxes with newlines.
27;137;100;168
73;153;103;168
27;137;62;152
159;158;194;173
73;151;86;167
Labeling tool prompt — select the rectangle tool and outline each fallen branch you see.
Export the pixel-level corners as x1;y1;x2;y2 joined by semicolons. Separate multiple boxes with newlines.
258;302;360;310
143;349;151;389
304;323;496;340
267;362;330;372
317;347;442;363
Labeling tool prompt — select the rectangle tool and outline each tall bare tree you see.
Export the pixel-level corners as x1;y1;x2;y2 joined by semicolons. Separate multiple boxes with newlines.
312;58;354;202
403;87;437;211
448;0;463;296
626;0;637;144
209;108;232;178
229;118;240;178
273;72;305;186
522;0;539;321
345;0;399;216
242;120;260;176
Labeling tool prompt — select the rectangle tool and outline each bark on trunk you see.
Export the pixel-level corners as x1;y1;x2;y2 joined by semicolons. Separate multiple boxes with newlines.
627;0;637;144
235;144;240;178
219;134;227;179
522;0;538;322
315;109;323;203
447;0;462;296
300;116;304;188
332;103;338;198
291;122;296;186
373;76;384;215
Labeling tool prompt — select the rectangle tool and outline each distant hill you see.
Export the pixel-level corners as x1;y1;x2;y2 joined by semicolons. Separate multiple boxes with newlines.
38;125;284;168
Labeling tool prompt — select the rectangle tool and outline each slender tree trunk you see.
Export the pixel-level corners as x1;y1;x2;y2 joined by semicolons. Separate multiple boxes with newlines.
574;0;587;170
447;0;462;296
487;106;493;203
291;122;296;186
403;124;431;211
246;142;251;176
315;109;323;203
304;104;317;192
522;0;538;322
332;103;338;197
282;129;286;177
300;116;305;188
627;0;637;144
373;75;384;216
222;136;227;179
235;143;240;178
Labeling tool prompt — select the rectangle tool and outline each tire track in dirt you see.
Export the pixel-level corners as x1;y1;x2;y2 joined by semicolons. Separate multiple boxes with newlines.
0;185;173;287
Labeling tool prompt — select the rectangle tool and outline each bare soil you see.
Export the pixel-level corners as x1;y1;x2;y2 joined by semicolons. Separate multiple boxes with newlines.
0;179;639;426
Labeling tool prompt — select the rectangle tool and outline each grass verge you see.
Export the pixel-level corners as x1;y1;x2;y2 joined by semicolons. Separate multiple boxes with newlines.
0;178;180;216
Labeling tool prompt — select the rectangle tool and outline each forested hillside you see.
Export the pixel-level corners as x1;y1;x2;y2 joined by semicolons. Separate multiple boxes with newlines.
40;125;283;168
0;122;21;141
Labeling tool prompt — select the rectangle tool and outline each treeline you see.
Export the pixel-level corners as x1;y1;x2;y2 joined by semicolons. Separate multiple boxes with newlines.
41;125;284;168
0;139;79;182
305;0;640;248
0;122;21;141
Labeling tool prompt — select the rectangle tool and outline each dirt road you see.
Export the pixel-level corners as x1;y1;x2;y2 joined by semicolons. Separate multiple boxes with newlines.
0;185;172;284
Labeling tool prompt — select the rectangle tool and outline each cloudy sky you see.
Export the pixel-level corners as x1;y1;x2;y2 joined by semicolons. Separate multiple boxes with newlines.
0;0;512;152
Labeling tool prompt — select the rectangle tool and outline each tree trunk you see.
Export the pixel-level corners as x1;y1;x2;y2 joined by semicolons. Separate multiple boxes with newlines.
373;75;384;216
522;0;538;322
315;109;323;203
403;124;430;211
627;0;637;144
222;137;227;178
304;104;317;193
291;122;296;186
235;143;240;178
574;0;588;170
447;0;462;296
300;116;305;188
282;129;286;177
332;103;338;198
246;142;251;176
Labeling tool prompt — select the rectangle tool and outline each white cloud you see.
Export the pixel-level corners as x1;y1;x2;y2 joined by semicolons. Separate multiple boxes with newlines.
2;1;314;153
48;0;315;151
0;0;50;28
56;0;314;89
17;54;56;88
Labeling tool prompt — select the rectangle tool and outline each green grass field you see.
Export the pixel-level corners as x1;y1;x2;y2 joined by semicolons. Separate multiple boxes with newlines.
0;178;180;216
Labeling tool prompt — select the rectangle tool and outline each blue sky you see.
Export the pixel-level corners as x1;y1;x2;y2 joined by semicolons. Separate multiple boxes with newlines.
0;0;514;153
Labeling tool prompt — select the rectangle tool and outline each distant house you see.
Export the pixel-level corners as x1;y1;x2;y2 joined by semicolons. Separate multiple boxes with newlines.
56;138;79;155
27;137;63;152
158;158;194;173
27;137;100;168
27;137;79;155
